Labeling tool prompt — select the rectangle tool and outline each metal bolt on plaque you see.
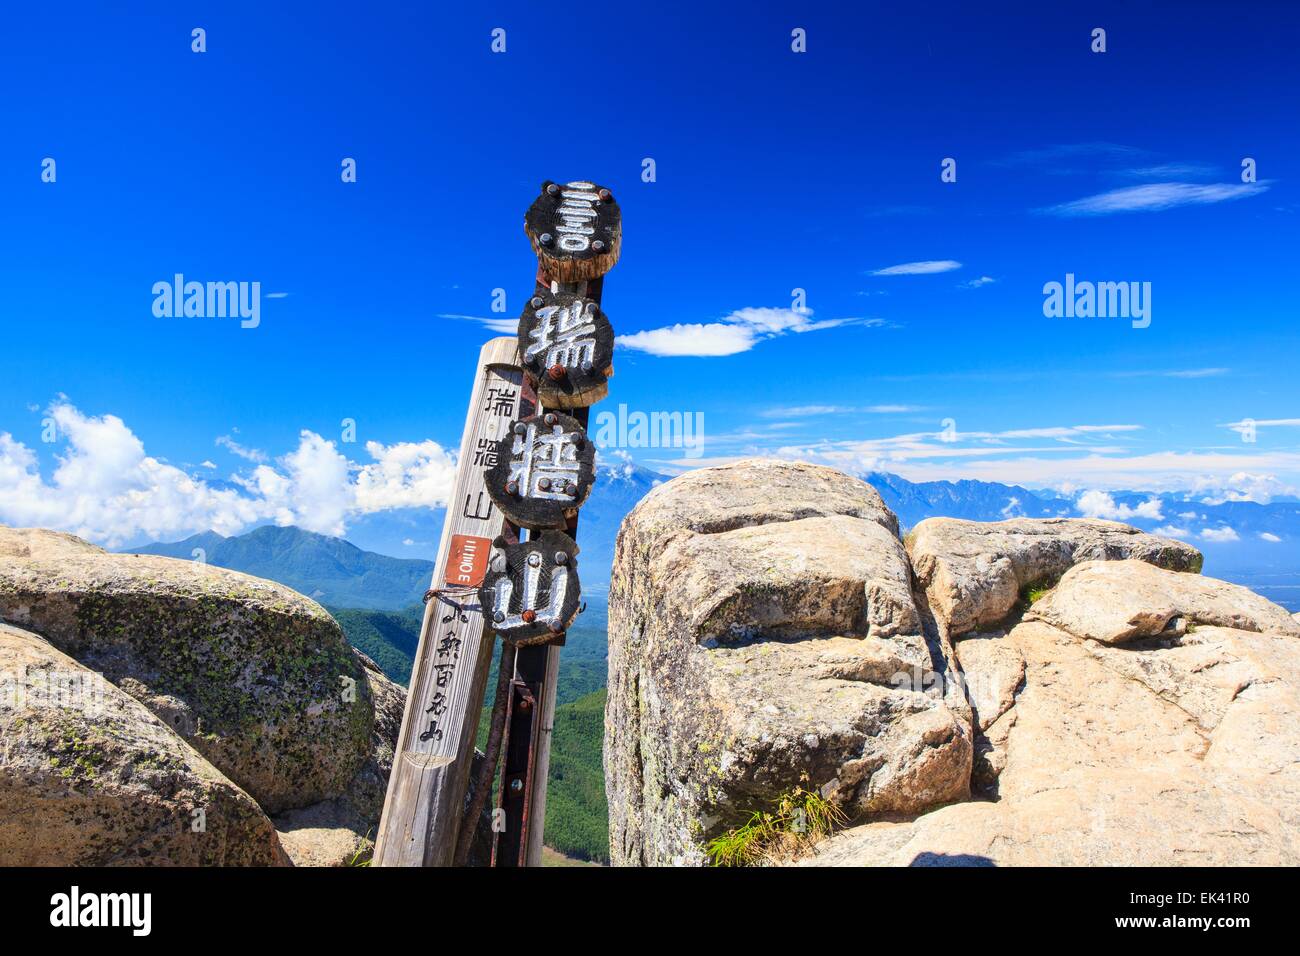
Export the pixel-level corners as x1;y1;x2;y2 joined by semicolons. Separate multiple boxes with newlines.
524;180;621;282
518;289;614;409
483;411;595;529
480;531;581;646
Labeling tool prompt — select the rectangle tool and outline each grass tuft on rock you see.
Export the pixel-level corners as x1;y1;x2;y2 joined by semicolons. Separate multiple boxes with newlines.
705;786;846;866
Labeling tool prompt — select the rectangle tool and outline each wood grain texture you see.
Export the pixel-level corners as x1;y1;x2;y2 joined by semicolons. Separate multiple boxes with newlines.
373;336;525;867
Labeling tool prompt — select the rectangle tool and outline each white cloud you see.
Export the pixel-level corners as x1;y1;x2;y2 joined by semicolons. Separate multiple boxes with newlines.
200;460;217;469
1162;368;1229;379
1076;490;1163;522
1223;418;1300;436
1043;181;1270;217
216;434;267;463
1200;526;1241;543
759;404;922;418
439;313;519;335
1260;532;1282;543
869;260;962;276
1193;472;1296;505
959;276;996;289
1151;525;1192;539
616;307;876;358
0;403;458;547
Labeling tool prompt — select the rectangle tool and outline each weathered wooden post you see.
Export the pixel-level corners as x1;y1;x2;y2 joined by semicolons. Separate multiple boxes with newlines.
372;337;530;867
375;179;619;867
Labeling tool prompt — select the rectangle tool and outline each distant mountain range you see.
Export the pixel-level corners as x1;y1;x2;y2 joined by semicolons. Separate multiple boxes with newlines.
126;525;435;610
126;462;1300;613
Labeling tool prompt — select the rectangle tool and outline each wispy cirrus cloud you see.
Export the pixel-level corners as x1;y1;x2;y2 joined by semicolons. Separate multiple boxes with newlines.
758;404;924;418
616;307;881;358
995;142;1150;168
1116;162;1220;181
1222;417;1300;436
216;433;266;463
868;260;962;276
958;276;996;289
1111;367;1231;380
1042;181;1270;217
438;313;518;334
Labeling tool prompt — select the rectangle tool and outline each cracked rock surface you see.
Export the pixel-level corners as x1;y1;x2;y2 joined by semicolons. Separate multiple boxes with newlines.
605;460;1300;866
605;460;971;866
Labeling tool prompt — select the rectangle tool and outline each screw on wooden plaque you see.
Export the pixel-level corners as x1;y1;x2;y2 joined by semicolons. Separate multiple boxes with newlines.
531;296;544;309
554;552;568;565
540;233;554;246
521;609;537;623
538;477;552;491
592;240;606;253
494;610;505;623
545;183;561;197
598;188;612;201
513;422;527;435
506;480;519;496
547;363;567;382
544;412;558;426
510;777;525;792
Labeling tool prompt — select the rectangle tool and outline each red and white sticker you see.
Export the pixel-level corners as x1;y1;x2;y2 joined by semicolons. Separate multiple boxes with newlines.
446;533;491;587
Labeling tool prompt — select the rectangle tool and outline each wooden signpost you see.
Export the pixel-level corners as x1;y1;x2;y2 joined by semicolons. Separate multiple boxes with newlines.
376;179;620;867
372;339;530;867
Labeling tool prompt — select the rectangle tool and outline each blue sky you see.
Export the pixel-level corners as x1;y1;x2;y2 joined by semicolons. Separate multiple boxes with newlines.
2;1;1298;549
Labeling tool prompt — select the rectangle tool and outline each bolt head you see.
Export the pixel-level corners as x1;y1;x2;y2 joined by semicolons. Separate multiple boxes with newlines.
506;480;519;496
546;183;561;197
521;609;537;623
530;296;544;308
580;359;594;373
493;610;505;623
513;421;526;435
549;620;564;633
554;551;568;565
547;363;567;382
544;413;558;426
527;552;541;567
510;777;525;792
538;477;552;491
598;188;612;201
592;239;606;253
539;232;554;246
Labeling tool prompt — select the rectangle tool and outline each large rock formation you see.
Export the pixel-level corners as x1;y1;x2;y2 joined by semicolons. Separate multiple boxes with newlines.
606;460;972;866
807;561;1300;865
907;517;1202;637
0;527;373;814
0;622;286;865
0;525;406;866
605;460;1300;867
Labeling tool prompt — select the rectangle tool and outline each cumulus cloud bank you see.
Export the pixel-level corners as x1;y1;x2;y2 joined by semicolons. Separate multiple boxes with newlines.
0;402;457;546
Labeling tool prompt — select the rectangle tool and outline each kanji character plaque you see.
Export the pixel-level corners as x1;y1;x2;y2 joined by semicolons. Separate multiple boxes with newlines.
523;180;622;282
479;531;582;646
483;411;596;529
518;290;614;408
